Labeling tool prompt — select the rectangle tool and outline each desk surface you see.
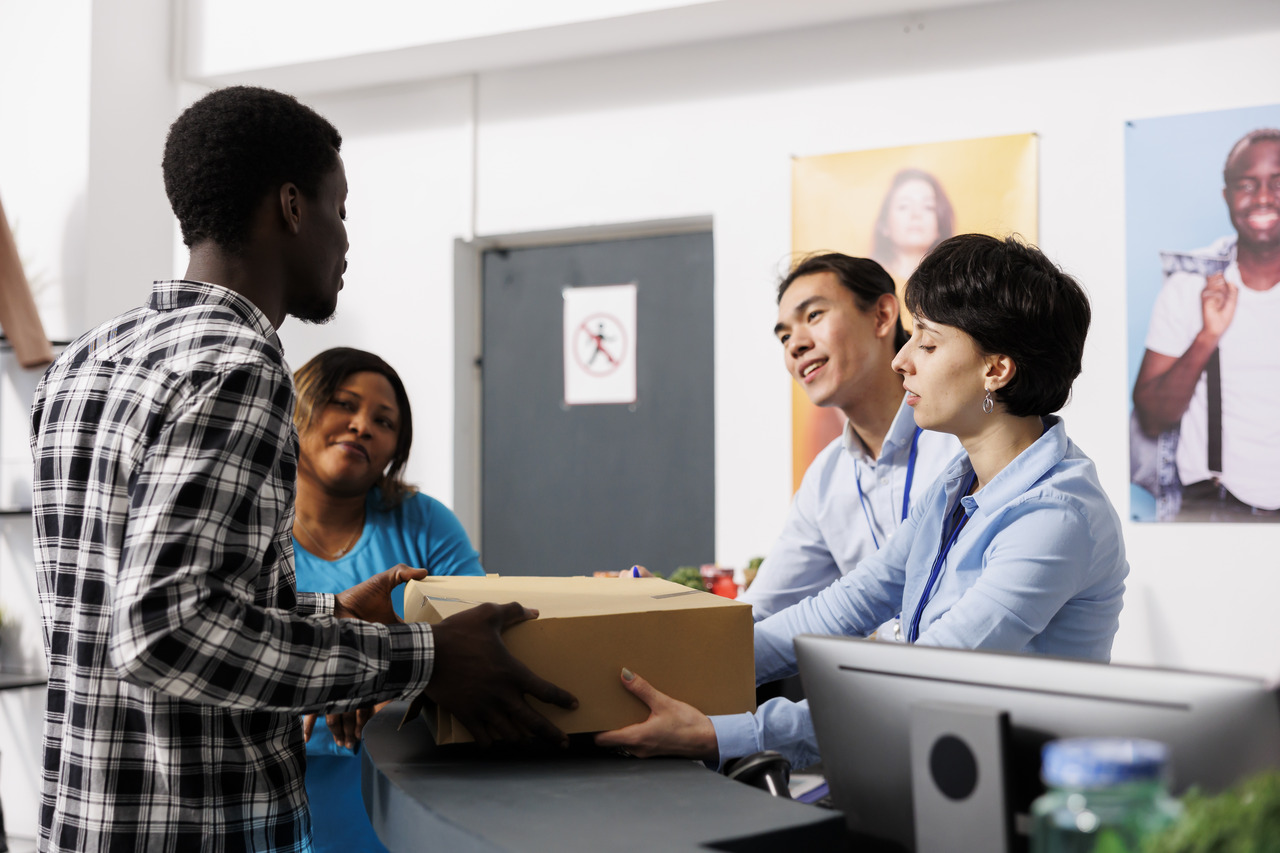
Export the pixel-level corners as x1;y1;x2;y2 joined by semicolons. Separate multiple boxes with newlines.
361;702;847;852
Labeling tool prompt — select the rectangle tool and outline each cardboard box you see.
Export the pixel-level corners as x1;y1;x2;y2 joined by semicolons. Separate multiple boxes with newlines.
402;575;755;744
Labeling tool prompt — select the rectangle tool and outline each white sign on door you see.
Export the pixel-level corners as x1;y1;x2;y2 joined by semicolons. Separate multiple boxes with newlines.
563;283;637;405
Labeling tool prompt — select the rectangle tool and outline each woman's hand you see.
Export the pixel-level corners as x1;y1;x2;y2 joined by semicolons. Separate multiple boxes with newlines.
301;701;392;749
616;565;654;579
594;668;719;761
334;563;427;624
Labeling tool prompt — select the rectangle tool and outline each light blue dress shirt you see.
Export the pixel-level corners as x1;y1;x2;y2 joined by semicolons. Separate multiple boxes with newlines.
739;397;959;621
712;417;1128;769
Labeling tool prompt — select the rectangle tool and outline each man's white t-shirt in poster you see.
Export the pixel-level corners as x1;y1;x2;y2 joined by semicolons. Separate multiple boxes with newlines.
1145;252;1280;510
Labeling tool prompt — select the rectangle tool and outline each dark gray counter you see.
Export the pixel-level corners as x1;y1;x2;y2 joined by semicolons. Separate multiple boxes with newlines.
361;702;847;852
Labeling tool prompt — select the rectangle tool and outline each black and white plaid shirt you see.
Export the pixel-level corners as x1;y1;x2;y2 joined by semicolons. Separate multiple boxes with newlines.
30;281;434;852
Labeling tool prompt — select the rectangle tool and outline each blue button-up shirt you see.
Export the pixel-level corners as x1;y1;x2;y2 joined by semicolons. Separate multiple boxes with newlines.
739;398;959;621
712;417;1128;769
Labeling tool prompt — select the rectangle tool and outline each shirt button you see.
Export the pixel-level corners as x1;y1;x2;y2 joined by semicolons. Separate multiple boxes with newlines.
879;477;889;485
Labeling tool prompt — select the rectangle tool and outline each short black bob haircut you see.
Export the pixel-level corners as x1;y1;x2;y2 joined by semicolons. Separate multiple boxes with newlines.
162;86;342;252
904;234;1091;418
777;253;908;351
293;347;416;511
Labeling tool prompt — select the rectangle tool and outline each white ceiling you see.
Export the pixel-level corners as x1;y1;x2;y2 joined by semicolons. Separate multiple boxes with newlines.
182;0;1019;93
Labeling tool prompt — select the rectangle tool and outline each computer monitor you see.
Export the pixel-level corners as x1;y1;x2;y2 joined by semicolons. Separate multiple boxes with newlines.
796;635;1280;853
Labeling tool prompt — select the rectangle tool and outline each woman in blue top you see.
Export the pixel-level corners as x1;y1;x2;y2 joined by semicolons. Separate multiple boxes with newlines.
597;234;1129;770
291;347;483;853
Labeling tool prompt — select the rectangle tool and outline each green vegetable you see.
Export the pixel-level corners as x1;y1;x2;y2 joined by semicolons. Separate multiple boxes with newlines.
667;566;707;591
1145;770;1280;853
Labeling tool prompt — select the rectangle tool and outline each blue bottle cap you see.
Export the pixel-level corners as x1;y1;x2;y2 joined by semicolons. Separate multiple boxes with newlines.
1041;738;1169;788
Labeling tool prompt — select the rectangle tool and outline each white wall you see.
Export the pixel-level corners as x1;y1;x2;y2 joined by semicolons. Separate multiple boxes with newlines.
85;0;182;330
0;0;89;341
0;0;92;838
276;79;476;505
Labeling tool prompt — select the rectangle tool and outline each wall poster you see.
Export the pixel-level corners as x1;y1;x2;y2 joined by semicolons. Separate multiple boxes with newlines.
790;133;1039;490
563;283;638;406
1126;104;1280;523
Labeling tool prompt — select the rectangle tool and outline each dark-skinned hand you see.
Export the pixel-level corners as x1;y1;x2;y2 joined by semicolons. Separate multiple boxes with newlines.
302;701;391;750
309;565;427;746
409;601;579;747
333;563;427;625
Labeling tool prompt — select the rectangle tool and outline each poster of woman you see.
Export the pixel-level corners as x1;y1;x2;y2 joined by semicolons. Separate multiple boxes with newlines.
1126;103;1280;523
789;133;1038;490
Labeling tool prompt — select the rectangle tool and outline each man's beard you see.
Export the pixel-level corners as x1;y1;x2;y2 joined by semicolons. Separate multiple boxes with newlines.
290;296;338;325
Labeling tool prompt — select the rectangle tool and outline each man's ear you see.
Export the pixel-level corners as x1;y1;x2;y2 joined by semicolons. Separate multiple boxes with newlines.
984;353;1017;390
873;292;900;340
278;183;302;235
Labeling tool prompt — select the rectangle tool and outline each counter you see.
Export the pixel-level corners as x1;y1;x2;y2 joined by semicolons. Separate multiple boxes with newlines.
361;701;847;852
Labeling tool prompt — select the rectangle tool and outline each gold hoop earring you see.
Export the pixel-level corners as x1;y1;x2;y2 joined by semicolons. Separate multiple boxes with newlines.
982;389;994;414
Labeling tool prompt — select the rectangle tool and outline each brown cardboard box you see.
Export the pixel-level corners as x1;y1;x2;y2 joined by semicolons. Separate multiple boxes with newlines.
402;575;755;744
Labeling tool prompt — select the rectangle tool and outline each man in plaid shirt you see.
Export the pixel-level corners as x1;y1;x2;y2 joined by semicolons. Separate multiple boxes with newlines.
29;87;576;853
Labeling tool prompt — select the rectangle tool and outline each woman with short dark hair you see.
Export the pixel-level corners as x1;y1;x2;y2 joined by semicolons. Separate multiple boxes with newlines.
597;234;1128;772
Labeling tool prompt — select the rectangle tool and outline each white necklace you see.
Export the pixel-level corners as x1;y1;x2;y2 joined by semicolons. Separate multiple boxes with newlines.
295;514;361;559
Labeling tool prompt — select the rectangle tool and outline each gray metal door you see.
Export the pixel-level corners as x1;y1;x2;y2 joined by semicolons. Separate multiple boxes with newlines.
481;231;714;577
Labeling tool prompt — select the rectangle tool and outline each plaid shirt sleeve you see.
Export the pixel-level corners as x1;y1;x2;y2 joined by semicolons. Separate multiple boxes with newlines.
110;359;433;711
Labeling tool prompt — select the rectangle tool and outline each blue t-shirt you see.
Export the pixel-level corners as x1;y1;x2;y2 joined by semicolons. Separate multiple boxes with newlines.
293;487;483;853
294;487;484;622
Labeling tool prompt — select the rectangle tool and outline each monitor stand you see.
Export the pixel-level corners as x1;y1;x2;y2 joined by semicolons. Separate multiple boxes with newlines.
909;701;1016;853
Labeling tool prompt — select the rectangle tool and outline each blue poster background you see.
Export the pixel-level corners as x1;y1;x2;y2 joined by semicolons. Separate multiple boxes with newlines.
1126;103;1280;521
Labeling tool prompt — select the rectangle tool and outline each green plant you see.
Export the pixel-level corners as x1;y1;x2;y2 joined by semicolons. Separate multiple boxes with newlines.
667;566;706;591
1144;769;1280;853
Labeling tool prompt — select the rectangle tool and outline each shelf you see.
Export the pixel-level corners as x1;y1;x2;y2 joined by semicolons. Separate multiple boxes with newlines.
0;671;46;691
0;510;31;517
0;335;70;352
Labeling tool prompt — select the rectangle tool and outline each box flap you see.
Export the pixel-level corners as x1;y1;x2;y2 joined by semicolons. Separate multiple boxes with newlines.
404;576;738;620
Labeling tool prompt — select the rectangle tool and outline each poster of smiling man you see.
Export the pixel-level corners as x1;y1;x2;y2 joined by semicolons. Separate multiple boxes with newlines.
789;134;1038;491
1127;104;1280;523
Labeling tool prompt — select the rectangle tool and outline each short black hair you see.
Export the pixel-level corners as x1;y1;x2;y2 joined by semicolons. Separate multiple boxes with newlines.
905;234;1090;418
778;253;908;350
162;86;342;252
1224;128;1280;183
293;347;416;510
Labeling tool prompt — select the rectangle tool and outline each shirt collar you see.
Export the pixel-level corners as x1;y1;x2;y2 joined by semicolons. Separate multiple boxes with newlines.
941;415;1068;513
149;280;284;357
841;394;920;463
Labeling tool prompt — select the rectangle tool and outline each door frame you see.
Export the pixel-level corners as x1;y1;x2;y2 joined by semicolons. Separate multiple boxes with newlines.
452;215;713;549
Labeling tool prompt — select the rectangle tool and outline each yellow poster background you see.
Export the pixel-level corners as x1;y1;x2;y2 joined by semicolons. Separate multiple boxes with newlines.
790;133;1039;491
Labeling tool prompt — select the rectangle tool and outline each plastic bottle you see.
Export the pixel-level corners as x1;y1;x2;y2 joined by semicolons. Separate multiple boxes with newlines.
1030;737;1181;853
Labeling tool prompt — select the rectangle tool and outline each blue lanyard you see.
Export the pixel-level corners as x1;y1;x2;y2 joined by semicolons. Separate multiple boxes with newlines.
907;469;977;644
854;427;923;550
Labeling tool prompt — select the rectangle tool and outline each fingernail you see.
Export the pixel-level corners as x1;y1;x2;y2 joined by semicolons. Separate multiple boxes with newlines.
621;667;634;682
631;566;640;577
